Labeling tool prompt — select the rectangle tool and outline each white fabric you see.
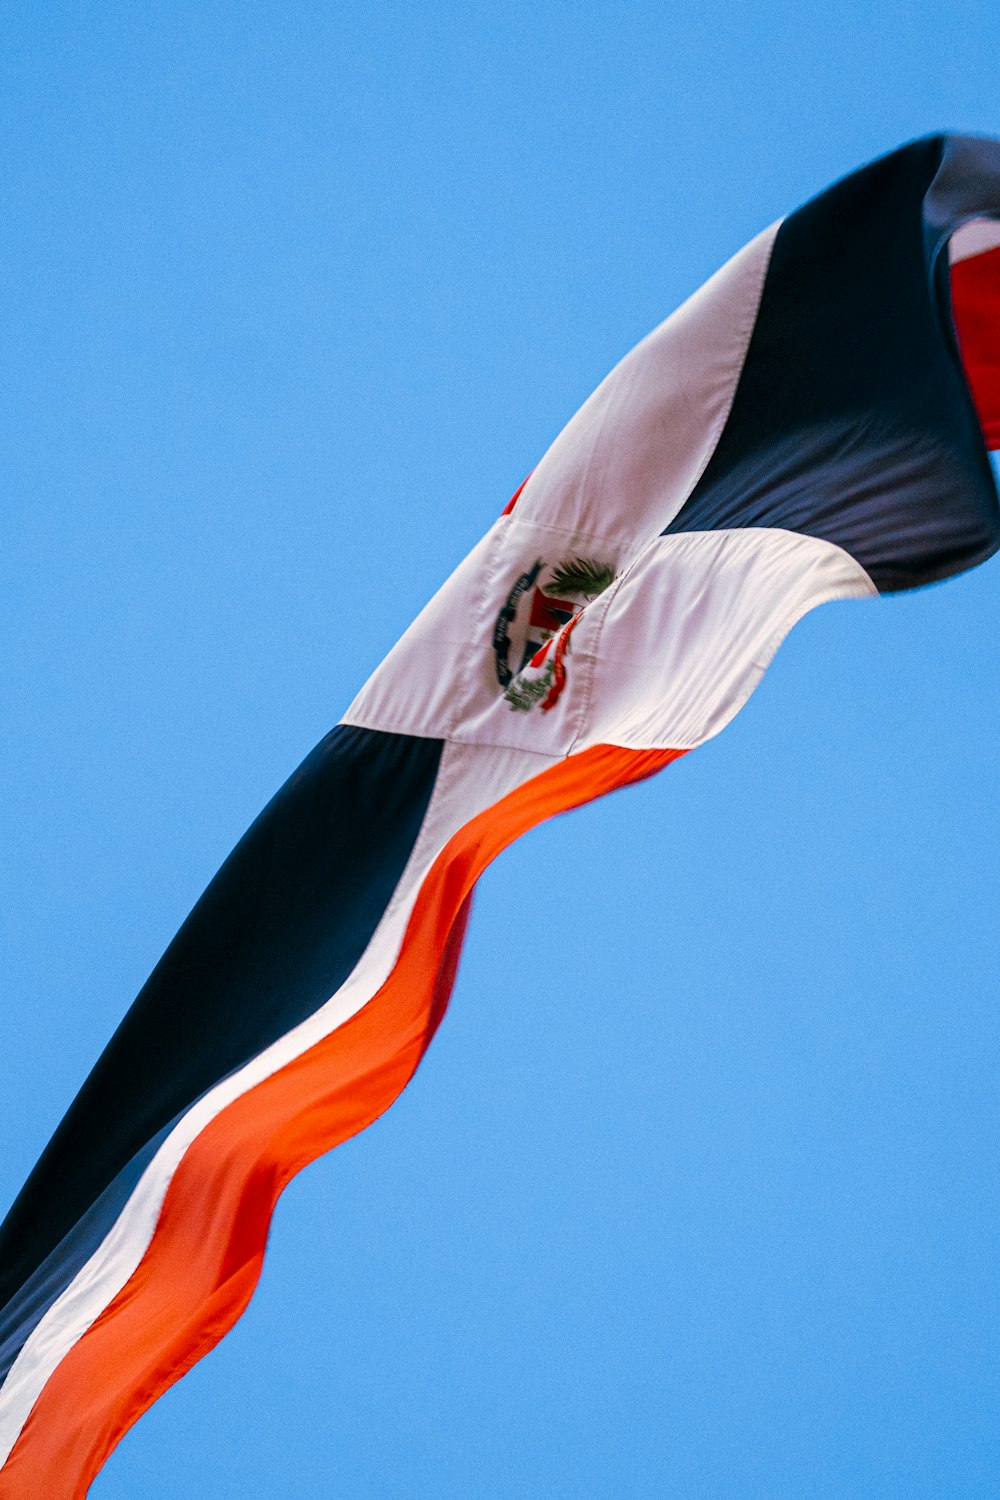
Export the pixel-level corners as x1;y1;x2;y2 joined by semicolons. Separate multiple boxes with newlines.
345;513;630;744
579;529;876;750
344;222;781;743
346;523;875;756
950;217;1000;264
514;224;779;540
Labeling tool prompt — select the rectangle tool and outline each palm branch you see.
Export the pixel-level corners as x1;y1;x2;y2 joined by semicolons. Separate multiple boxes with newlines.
547;556;615;598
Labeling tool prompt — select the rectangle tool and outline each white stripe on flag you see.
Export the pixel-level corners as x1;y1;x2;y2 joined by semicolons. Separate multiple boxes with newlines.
0;740;554;1465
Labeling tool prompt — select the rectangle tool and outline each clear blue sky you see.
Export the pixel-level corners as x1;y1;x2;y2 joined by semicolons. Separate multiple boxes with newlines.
3;3;1000;1496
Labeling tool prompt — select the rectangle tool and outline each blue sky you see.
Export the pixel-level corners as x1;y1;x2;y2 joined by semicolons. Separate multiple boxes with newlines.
3;3;1000;1496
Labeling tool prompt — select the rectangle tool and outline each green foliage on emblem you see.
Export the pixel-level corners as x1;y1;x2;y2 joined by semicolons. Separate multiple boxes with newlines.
547;556;615;598
503;658;555;712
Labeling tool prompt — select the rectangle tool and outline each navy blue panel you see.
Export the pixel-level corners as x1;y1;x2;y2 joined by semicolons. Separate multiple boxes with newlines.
0;1126;169;1389
663;134;1000;591
0;725;443;1327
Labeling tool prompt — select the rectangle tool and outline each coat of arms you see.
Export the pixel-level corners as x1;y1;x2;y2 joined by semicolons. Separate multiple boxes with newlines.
492;556;615;712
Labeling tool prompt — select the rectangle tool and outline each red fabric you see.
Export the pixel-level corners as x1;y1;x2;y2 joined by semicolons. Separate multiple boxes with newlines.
541;613;581;712
0;742;684;1500
500;472;532;516
952;246;1000;451
529;589;576;632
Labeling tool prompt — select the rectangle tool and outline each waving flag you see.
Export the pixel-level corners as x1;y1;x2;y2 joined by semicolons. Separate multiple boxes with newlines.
1;133;999;1498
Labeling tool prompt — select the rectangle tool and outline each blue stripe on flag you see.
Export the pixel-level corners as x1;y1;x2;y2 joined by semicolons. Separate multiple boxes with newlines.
663;134;1000;591
0;725;443;1343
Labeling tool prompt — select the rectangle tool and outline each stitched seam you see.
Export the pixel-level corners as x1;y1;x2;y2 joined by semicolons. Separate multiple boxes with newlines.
569;222;781;751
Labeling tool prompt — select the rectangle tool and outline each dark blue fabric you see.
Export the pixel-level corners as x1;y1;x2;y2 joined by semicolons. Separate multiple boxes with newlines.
663;134;1000;591
0;1126;170;1388
0;725;443;1348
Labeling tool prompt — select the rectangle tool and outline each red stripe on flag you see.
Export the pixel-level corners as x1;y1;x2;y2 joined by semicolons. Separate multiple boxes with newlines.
0;743;684;1500
501;472;533;516
952;245;1000;451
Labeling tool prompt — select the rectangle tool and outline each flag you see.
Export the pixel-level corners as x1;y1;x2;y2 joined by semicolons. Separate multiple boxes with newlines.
1;133;998;1498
